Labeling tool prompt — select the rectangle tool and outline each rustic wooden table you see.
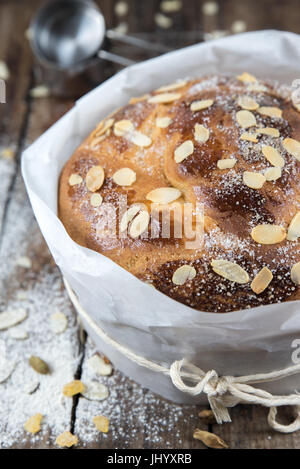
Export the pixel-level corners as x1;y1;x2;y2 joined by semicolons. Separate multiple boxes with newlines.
1;0;300;450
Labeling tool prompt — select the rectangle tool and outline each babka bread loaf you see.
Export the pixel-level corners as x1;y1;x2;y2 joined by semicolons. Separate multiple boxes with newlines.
59;73;300;313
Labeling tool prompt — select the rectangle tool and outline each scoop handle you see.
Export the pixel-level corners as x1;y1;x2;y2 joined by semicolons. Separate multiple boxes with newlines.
97;49;135;67
106;29;171;54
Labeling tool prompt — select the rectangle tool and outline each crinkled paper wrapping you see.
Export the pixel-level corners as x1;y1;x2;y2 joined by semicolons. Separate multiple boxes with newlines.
22;31;300;404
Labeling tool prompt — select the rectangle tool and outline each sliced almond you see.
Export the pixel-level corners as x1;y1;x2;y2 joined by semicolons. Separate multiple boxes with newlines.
90;193;103;207
237;72;257;83
211;260;249;284
120;205;142;232
194;124;209;143
264;166;282;181
82;382;109;401
114;119;134;137
240;132;258;143
262;145;285;167
190;99;214;112
257;127;280;138
148;93;181;104
217;159;236;169
129;210;150;238
93;415;109;433
156;80;186;93
112;168;136;186
243;171;266;189
193;429;229;449
251;224;286;244
55;431;78;448
172;265;196;285
69;174;83;186
63;380;85;397
94;118;114;137
87;354;112;376
146;187;181;203
50;312;68;334
257;106;282;118
90;130;111;148
251;267;273;294
247;83;268;93
237;95;259;110
282;137;300;162
174;140;194;163
129;94;149;104
128;131;152;147
291;262;300;285
287;212;300;241
156;117;172;128
236;110;257;128
86;165;105;192
0;308;27;330
24;414;43;435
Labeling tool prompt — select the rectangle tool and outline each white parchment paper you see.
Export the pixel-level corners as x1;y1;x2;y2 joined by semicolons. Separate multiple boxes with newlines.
22;31;300;403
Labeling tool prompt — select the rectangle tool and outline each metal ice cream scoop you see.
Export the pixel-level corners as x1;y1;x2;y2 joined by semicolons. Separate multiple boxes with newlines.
29;0;170;72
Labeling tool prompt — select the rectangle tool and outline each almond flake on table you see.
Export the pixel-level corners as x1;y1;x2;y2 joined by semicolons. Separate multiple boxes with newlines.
0;60;9;80
154;12;173;29
87;354;113;376
50;311;68;334
1;147;14;159
231;20;247;34
82;381;109;401
9;327;28;340
93;415;110;433
55;431;78;448
24;377;40;394
30;85;50;98
16;256;32;268
193;428;229;449
0;360;16;383
114;1;128;16
202;1;219;15
24;413;43;434
0;308;27;330
160;0;182;13
63;380;85;397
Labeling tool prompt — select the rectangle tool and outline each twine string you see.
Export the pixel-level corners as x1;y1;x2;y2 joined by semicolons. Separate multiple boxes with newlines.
64;278;300;434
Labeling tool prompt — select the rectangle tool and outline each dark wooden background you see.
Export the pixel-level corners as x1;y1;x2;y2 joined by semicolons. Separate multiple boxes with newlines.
1;0;300;449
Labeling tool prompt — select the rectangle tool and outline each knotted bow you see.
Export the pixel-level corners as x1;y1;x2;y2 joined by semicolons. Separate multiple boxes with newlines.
170;359;300;433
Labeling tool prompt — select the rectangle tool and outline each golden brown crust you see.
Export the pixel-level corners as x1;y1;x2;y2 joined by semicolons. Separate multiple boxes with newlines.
58;75;300;312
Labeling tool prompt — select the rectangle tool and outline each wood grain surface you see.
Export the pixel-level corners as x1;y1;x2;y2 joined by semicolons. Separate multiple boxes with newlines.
1;0;300;449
